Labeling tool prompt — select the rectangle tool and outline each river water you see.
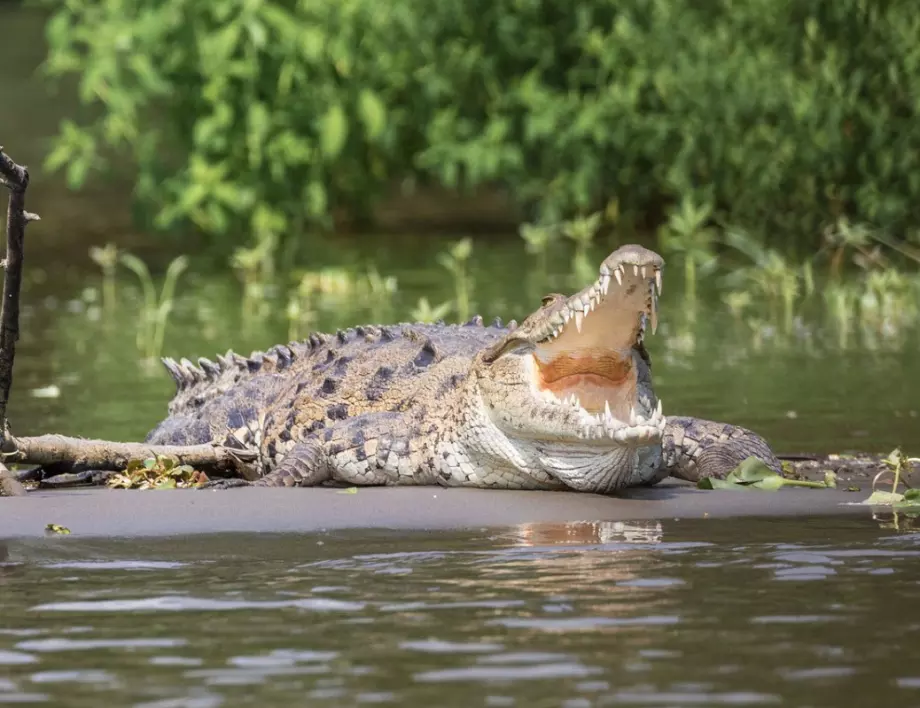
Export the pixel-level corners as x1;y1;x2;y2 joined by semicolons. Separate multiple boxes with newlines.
3;4;920;707
2;518;920;707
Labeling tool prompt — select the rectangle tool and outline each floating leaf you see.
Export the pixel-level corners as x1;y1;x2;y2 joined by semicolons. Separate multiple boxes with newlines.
45;523;71;535
338;486;358;495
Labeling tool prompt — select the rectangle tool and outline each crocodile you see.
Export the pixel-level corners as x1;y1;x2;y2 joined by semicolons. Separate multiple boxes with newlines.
146;244;781;493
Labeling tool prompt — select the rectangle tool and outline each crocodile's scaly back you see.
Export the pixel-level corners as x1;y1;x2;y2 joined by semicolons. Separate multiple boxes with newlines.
146;318;513;470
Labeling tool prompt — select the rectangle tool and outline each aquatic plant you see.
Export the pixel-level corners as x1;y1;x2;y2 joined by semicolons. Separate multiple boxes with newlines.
518;221;556;276
232;234;279;323
119;252;189;363
410;297;452;323
697;457;837;492
657;197;719;306
88;242;119;315
561;212;603;285
436;238;474;322
285;264;399;339
820;216;881;278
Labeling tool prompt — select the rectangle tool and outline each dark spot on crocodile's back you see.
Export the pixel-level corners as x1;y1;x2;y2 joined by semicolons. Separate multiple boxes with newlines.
334;356;353;375
365;365;394;401
327;403;348;420
437;373;466;396
227;407;256;430
320;378;338;396
313;350;335;372
413;340;438;368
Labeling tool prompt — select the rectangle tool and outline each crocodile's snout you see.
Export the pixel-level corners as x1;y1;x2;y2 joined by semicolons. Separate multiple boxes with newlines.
480;244;664;451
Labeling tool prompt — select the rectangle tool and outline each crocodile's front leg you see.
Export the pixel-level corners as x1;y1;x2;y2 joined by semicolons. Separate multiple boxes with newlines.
256;411;432;488
661;416;781;483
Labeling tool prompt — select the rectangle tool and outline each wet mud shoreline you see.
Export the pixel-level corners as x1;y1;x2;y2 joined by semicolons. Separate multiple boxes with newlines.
0;478;877;540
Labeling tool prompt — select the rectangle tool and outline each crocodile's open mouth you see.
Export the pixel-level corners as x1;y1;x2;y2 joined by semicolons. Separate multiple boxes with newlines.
530;246;664;443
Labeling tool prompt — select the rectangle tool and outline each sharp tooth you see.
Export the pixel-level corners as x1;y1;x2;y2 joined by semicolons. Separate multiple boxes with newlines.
656;399;663;417
562;310;571;323
640;265;647;279
633;265;639;276
655;269;662;295
575;310;584;333
600;274;610;294
614;268;623;286
629;407;638;426
651;298;658;335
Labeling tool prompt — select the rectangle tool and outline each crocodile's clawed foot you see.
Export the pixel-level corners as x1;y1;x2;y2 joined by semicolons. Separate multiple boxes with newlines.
196;478;253;490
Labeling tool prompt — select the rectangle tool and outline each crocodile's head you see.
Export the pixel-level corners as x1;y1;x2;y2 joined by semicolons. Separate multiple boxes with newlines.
474;244;665;493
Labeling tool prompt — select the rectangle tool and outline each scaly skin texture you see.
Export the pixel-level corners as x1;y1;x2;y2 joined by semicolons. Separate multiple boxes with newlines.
146;245;781;492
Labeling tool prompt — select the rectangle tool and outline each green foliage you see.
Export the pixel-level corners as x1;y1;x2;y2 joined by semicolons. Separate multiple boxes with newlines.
41;0;920;251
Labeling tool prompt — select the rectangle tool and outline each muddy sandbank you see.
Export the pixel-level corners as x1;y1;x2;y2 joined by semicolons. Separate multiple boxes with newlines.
0;480;872;539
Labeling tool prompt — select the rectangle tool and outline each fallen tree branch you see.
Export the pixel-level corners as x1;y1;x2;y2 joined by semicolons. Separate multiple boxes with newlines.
2;435;259;479
0;146;39;496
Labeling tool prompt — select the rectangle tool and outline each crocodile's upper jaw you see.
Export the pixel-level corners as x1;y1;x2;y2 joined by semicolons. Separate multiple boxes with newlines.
474;245;664;489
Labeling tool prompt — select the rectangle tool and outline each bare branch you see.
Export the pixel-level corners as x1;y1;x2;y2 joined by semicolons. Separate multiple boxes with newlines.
0;147;38;436
3;434;259;479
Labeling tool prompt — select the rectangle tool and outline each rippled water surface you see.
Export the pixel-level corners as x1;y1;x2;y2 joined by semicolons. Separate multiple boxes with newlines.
2;516;919;706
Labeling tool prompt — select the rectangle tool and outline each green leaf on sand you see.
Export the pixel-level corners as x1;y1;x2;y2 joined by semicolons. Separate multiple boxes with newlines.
861;487;920;509
697;457;835;492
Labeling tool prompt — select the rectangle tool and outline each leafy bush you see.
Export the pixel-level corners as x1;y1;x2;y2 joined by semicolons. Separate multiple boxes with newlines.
41;0;920;249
